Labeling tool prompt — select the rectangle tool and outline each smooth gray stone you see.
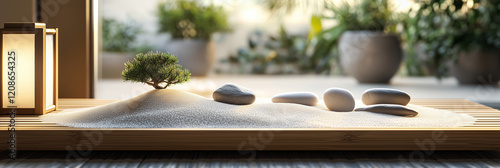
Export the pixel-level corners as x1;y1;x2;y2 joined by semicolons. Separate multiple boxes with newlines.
323;88;355;112
355;104;418;117
272;92;319;106
213;83;255;105
362;88;411;106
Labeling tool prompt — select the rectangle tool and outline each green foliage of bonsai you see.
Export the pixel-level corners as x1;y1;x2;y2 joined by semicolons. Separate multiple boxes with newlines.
157;0;231;40
122;51;191;89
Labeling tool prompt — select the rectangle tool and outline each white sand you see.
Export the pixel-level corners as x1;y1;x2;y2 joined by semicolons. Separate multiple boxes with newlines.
42;89;476;128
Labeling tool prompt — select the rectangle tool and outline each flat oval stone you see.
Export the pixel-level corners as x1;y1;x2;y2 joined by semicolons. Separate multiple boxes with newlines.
355;104;418;117
362;88;411;106
272;92;319;106
323;88;355;112
213;83;255;105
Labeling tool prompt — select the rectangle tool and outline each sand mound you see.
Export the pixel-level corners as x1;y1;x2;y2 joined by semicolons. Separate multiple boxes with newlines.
42;89;475;128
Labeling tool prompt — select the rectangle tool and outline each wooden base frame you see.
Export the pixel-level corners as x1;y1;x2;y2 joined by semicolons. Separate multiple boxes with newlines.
1;99;500;151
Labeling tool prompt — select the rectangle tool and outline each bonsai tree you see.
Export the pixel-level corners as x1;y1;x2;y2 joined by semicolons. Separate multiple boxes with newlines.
122;51;191;89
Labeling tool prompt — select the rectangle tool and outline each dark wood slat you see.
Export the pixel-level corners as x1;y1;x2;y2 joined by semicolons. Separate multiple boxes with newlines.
2;151;500;167
79;151;147;167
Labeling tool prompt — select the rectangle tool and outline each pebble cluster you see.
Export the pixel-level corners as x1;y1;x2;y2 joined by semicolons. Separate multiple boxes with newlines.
356;88;416;116
212;83;416;116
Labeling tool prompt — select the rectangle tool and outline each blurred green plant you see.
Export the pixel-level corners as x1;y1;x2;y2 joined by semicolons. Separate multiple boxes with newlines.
326;0;394;31
102;18;138;52
122;51;191;89
102;18;154;53
219;26;319;74
264;0;328;17
157;0;231;40
405;0;500;78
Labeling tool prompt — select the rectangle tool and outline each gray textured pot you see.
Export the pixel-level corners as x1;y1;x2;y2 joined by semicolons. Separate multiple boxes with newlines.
449;50;500;84
339;31;402;83
164;39;215;76
414;42;437;75
101;52;136;79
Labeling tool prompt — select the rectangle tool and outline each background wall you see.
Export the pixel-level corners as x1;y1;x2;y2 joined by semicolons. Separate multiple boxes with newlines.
0;0;36;25
41;0;93;98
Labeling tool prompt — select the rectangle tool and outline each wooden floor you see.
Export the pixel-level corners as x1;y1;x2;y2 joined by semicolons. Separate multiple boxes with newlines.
1;150;500;167
1;99;500;150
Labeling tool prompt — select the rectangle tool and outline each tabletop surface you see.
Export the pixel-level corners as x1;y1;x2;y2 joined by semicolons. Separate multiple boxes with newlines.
1;98;500;151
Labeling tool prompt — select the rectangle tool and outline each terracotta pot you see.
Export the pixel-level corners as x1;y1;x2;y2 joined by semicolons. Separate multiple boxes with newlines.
449;50;500;84
101;52;136;79
164;39;215;76
339;31;402;83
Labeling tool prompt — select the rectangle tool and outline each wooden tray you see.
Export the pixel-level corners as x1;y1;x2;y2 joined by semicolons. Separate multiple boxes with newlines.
1;99;500;151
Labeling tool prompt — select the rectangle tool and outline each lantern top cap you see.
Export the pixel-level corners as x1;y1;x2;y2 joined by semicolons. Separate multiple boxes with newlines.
4;22;46;29
46;28;57;34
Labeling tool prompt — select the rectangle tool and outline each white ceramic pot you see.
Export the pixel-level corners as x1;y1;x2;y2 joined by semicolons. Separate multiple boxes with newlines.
164;39;215;76
449;50;500;84
339;31;402;83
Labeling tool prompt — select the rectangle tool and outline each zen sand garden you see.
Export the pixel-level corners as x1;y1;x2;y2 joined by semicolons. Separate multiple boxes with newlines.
42;89;475;128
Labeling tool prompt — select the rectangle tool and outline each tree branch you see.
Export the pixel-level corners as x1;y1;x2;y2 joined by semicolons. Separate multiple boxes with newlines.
163;83;171;89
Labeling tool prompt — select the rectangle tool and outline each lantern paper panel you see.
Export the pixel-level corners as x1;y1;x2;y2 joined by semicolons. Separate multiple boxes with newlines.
46;32;54;109
2;34;36;109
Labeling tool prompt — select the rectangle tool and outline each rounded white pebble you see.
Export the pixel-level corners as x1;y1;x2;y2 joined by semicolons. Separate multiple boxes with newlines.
272;92;319;106
323;88;355;112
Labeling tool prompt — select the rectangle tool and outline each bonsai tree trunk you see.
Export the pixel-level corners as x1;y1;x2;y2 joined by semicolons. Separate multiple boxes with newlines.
153;84;164;89
145;81;170;89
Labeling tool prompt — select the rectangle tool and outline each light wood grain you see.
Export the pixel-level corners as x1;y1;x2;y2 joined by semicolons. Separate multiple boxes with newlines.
0;98;499;150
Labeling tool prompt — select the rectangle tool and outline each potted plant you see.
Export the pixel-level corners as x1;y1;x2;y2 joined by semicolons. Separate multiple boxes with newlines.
408;0;500;84
309;0;402;83
157;0;231;76
333;0;401;83
101;18;152;78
